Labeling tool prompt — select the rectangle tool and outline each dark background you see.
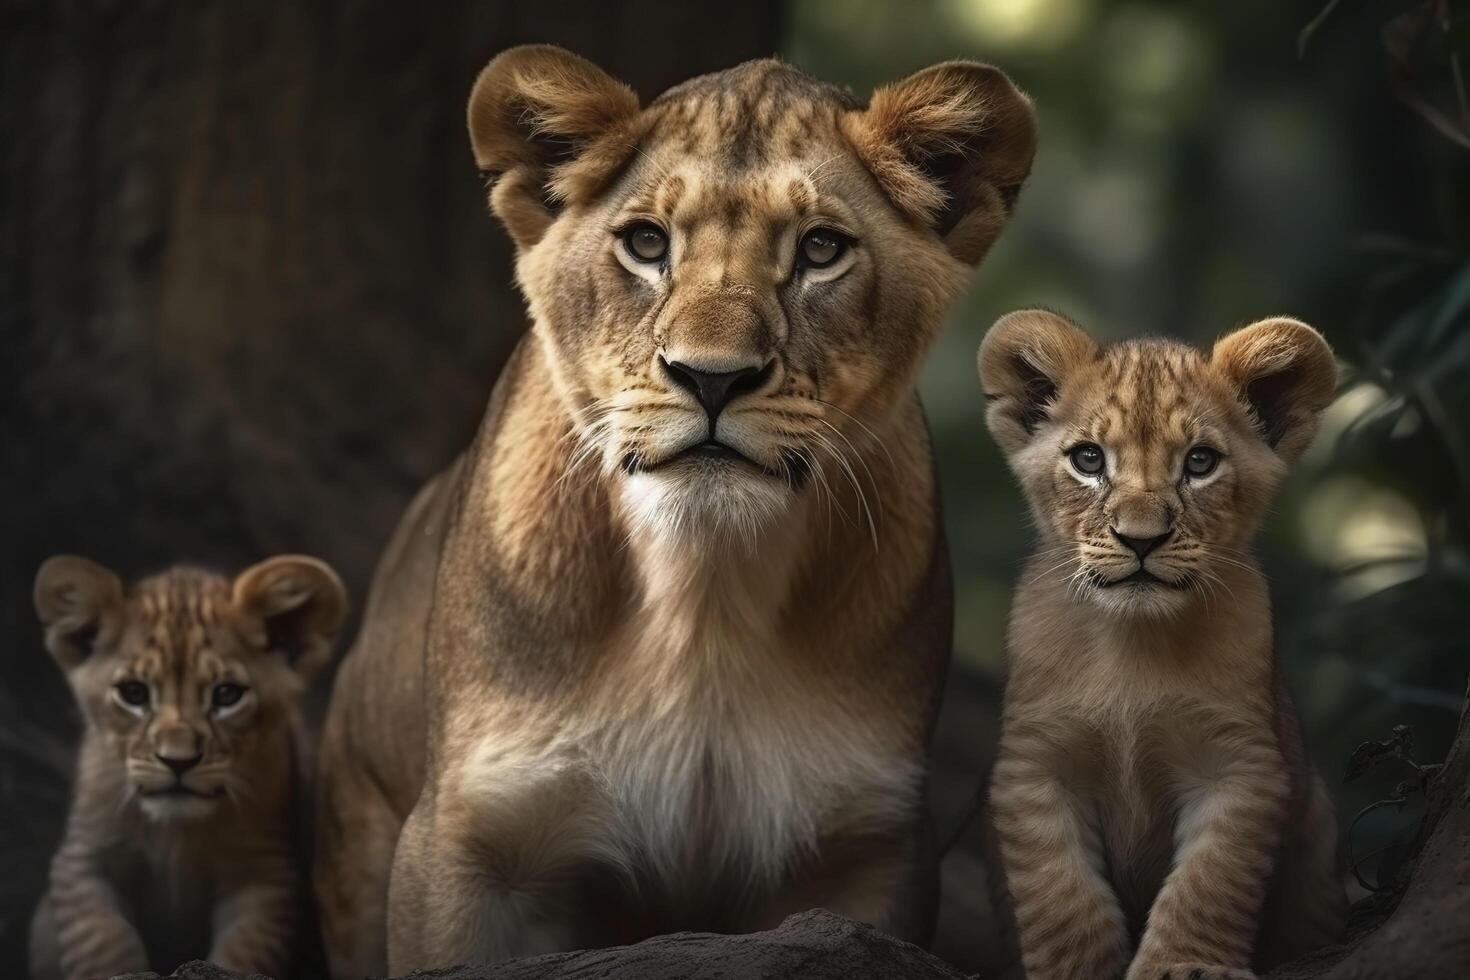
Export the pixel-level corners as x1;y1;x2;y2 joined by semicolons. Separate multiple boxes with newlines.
3;0;1466;975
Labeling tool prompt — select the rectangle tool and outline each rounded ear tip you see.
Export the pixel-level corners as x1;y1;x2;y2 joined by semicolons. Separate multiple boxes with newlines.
234;554;348;625
1216;316;1337;375
984;307;1084;342
34;553;118;599
471;44;584;84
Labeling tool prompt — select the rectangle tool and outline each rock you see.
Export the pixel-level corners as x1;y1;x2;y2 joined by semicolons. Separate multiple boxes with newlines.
115;910;971;979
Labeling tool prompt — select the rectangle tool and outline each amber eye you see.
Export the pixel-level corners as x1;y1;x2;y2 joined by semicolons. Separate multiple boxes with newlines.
621;223;668;263
1069;443;1106;476
797;228;851;270
1185;446;1222;478
115;680;150;708
212;683;246;709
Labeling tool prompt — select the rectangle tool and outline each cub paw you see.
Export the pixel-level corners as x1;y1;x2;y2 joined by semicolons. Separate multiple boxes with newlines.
1137;965;1257;980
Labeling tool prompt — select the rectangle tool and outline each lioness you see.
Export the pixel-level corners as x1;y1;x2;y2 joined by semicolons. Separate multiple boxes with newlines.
30;555;346;980
315;46;1036;974
979;312;1347;979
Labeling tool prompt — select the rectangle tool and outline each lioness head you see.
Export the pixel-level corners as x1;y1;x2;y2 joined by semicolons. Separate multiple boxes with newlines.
34;556;346;819
469;47;1035;541
979;311;1336;618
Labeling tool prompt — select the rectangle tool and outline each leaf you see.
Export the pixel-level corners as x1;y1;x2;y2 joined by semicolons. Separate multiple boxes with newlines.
1299;0;1346;59
1382;1;1470;150
1345;725;1416;782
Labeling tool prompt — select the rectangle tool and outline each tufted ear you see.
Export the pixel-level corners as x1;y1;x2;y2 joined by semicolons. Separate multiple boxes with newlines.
844;60;1036;265
1211;317;1337;462
232;556;347;684
34;555;124;672
978;309;1097;455
468;44;642;251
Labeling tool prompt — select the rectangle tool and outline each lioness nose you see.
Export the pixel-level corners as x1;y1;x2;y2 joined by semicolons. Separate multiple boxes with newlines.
1111;527;1172;559
661;356;772;424
158;752;202;777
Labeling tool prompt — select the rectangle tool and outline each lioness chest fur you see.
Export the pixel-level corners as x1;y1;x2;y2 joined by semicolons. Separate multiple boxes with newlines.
313;47;1036;975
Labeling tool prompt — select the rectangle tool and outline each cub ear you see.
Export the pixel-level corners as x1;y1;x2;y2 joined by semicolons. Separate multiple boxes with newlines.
978;309;1097;455
1211;317;1337;462
844;60;1037;265
34;556;124;671
232;556;347;684
468;44;642;250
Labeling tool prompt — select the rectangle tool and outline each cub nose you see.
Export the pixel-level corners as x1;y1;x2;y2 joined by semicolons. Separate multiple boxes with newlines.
158;752;203;778
660;356;772;424
1111;528;1172;559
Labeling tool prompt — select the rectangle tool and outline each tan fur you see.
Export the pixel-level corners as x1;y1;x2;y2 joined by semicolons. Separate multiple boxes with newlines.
314;46;1036;976
30;555;345;980
978;311;1347;980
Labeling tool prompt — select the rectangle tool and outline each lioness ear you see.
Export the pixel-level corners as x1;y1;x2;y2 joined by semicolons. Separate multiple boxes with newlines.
844;60;1037;265
978;309;1097;455
468;44;642;250
34;556;124;671
1211;317;1337;462
232;556;347;684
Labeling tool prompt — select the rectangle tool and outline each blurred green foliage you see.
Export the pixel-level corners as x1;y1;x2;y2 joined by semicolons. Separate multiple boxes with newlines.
787;0;1469;866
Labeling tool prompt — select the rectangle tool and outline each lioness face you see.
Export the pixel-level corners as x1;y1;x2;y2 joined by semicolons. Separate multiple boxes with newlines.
34;556;345;821
980;311;1336;619
527;132;958;536
470;50;1037;540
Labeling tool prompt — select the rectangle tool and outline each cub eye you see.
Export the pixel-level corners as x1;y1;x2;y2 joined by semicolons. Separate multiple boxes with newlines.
621;223;668;263
115;680;150;708
212;683;247;709
797;228;851;270
1185;446;1222;478
1068;443;1106;476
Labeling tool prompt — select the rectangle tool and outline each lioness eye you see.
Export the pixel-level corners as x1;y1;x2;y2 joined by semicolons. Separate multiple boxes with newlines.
622;223;668;263
1185;446;1222;478
1069;443;1106;476
797;228;850;270
116;680;150;707
212;683;246;709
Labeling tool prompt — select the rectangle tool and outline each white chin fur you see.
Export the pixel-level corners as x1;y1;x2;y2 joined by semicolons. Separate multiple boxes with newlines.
621;465;792;552
139;794;220;822
1087;581;1194;619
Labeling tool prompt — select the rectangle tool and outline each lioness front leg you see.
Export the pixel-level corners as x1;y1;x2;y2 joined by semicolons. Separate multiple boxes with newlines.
1124;751;1289;980
990;754;1129;980
386;775;616;971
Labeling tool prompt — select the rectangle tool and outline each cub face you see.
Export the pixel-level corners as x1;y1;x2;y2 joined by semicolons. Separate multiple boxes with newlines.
34;555;345;820
979;310;1336;618
468;47;1036;541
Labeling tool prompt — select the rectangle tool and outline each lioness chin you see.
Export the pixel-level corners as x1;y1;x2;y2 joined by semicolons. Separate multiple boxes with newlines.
314;45;1036;975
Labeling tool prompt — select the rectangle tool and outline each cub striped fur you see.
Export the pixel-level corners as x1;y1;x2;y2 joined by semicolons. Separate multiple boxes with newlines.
978;311;1347;980
30;555;344;979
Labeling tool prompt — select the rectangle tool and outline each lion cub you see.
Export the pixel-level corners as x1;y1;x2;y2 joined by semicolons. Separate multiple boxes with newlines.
29;555;346;980
978;311;1347;980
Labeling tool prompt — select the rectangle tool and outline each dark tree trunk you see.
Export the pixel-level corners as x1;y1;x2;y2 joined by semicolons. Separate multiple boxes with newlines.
1264;686;1470;980
0;0;784;969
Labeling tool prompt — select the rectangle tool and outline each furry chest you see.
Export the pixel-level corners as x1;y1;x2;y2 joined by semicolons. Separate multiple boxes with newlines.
458;625;922;915
591;676;918;885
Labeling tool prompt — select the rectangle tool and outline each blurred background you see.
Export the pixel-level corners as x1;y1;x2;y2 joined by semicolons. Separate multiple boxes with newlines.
2;0;1466;975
